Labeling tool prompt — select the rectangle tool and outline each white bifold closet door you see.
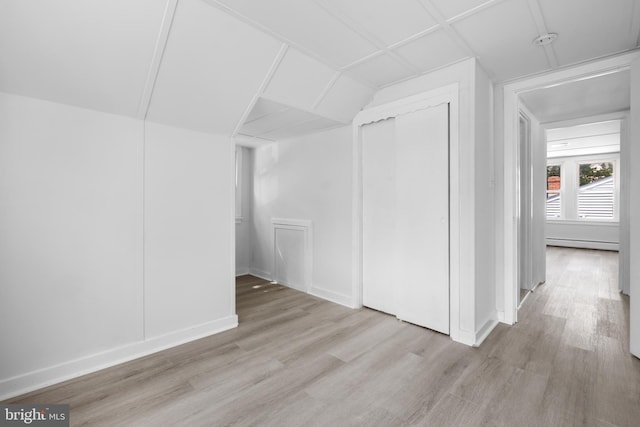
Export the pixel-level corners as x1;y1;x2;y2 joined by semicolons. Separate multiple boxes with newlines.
362;103;450;335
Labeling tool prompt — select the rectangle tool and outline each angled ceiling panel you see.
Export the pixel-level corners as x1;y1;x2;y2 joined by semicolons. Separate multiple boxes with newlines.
240;98;342;140
452;0;549;81
260;117;342;140
0;0;167;116
314;74;374;123
394;30;469;72
245;98;290;123
538;0;636;66
263;48;336;111
321;0;438;46
214;0;377;67
242;105;317;136
344;54;415;87
146;0;282;135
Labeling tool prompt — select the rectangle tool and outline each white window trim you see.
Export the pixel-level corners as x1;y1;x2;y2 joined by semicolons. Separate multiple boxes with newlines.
546;153;619;222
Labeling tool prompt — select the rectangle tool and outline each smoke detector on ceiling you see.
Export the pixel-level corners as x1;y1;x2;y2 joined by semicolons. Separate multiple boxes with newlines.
533;33;558;46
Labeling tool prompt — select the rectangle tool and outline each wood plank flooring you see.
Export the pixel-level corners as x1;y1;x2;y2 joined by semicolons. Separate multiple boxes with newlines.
6;247;640;426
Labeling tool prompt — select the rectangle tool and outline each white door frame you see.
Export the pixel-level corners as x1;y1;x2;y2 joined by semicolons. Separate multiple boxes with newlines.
351;83;462;340
502;52;638;325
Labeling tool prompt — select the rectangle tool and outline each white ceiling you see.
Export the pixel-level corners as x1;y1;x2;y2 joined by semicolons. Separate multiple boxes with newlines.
1;0;639;139
211;0;640;85
520;70;631;124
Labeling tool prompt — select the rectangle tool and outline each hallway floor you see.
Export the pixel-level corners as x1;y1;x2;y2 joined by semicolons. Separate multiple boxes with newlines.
7;247;640;426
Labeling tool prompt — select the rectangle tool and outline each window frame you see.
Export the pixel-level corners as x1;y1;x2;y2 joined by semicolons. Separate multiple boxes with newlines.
546;153;619;223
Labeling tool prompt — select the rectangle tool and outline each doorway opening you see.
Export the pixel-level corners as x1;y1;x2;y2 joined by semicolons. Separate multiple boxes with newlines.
503;54;633;328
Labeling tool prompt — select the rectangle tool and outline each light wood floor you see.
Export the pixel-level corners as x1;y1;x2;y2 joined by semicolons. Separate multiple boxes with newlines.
6;247;640;426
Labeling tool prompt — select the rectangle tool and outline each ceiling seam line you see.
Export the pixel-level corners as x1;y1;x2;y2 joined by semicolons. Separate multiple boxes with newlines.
525;0;559;68
232;43;289;137
312;0;421;75
200;0;373;90
311;71;342;111
416;0;480;60
137;0;179;121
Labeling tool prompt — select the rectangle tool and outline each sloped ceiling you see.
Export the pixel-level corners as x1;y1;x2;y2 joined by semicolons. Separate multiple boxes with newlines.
0;0;167;117
145;0;283;134
1;0;639;139
212;0;640;84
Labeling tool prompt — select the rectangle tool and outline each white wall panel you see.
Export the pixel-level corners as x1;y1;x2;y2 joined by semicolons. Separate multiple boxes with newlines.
0;93;141;387
474;66;497;327
236;147;253;275
629;57;640;358
144;122;234;338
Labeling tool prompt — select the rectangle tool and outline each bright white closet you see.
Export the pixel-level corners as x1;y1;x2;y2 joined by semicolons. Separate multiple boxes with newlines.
362;103;450;334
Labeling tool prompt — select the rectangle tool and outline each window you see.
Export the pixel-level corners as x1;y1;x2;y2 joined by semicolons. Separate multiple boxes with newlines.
577;161;614;219
546;165;561;218
545;120;620;222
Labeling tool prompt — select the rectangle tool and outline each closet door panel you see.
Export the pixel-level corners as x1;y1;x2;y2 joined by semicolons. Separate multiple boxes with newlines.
362;118;396;315
395;104;449;334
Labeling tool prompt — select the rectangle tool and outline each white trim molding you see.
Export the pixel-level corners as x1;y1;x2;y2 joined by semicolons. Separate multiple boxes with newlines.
309;286;354;308
271;218;313;292
0;315;238;401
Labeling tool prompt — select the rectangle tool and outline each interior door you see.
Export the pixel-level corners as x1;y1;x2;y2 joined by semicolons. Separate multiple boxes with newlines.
394;104;450;334
362;118;396;315
362;103;450;334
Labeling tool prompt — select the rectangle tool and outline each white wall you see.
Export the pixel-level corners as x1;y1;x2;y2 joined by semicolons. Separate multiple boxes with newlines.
235;147;253;275
474;65;496;332
252;126;353;306
144;122;235;337
0;93;237;399
493;84;507;318
0;93;141;393
629;58;640;358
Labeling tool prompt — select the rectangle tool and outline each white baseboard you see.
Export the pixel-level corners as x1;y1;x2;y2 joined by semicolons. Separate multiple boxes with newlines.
451;329;475;346
0;315;238;401
235;268;251;277
474;318;499;347
496;311;506;323
308;286;354;308
249;268;272;282
451;318;499;348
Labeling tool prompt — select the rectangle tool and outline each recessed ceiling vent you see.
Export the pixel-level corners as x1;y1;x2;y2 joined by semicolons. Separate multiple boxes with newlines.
533;33;558;46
